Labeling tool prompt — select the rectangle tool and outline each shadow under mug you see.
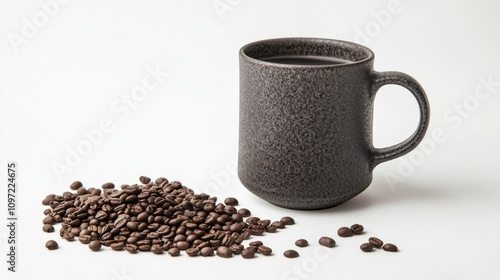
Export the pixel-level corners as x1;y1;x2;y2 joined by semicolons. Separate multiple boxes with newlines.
238;38;430;210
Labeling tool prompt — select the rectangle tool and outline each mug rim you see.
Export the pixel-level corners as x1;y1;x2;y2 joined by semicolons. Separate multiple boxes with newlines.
240;37;375;68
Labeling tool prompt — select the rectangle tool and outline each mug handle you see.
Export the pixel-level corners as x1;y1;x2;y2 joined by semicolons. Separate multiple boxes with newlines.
369;71;430;169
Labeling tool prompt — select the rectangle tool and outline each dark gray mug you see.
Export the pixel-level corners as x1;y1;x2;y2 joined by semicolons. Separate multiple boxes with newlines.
238;38;430;210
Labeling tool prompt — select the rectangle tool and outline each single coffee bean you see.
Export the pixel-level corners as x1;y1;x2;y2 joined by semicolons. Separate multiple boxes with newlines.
337;227;354;237
176;241;190;250
283;249;299;258
89;240;101;251
224;197;238;206
280;216;295;225
246;246;258;253
368;237;383;248
258;245;272;255
151;244;163;254
249;240;263;247
216;246;233;258
295;239;308;247
230;244;244;254
241;248;256;259
360;243;374;252
200;247;214;257
319;236;336;248
43;216;55;225
139;176;151;184
125;244;139;254
271;221;286;229
167;247;180;256
186;247;200;257
43;208;52;215
42;224;55;233
63;232;75;241
101;182;115;190
237;208;251;217
350;224;364;234
45;240;58;250
78;235;92;244
70;181;83;190
383;243;398;252
266;225;277;233
111;242;125;251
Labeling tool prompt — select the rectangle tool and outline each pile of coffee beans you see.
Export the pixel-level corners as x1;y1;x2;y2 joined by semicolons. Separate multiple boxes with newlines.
41;176;295;258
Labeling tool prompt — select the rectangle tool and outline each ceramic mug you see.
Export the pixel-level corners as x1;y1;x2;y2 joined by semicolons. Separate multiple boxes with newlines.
238;38;430;209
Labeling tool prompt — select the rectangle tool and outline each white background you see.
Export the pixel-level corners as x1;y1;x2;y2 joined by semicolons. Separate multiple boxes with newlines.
1;0;500;279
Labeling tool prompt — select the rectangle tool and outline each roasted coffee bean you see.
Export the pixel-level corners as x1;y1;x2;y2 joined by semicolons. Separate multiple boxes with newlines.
237;208;251;217
224;197;238;206
43;224;55;233
43;216;55;225
139;176;151;184
126;244;139;254
216;246;232;258
230;244;244;254
337;227;354;237
246;246;258;253
283;250;299;258
350;224;364;234
101;182;115;190
70;181;83;190
89;240;101;251
241;248;255;259
319;237;336;248
76;188;87;196
200;247;214;257
249;240;263;247
265;225;277;233
176;241;190;250
383;243;398;252
360;243;374;252
45;240;58;250
271;221;286;229
43;208;52;215
111;242;125;251
295;239;308;247
368;237;383;248
63;232;75;241
186;247;200;257
78;235;92;244
151;244;163;254
258;245;272;255
138;244;151;252
280;216;295;225
167;247;180;256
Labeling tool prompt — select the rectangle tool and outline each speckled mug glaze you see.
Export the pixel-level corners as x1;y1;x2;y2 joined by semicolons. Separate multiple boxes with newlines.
239;38;430;210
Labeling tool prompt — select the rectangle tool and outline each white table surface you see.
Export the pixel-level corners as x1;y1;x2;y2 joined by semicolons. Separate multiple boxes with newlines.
1;1;499;279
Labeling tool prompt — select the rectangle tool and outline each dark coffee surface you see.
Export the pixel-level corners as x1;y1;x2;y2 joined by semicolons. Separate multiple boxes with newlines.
261;55;350;65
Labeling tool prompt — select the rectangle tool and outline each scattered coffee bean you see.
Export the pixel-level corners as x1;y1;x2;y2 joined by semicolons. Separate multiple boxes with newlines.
200;247;214;257
126;244;139;254
237;208;251;217
241;248;255;259
246;246;258;253
167;247;180;256
283;250;299;258
101;182;115;190
258;245;272;255
43;216;55;225
216;246;233;258
280;216;295;225
111;242;125;251
350;224;364;234
63;232;75;241
383;243;398;252
89;240;101;251
176;241;190;250
249;240;263;247
45;240;58;250
295;239;308;247
42;224;54;233
224;197;238;206
337;227;354;237
319;236;336;248
230;244;244;254
360;243;374;252
78;235;92;244
368;237;383;248
70;181;82;190
186;247;200;257
139;176;151;184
